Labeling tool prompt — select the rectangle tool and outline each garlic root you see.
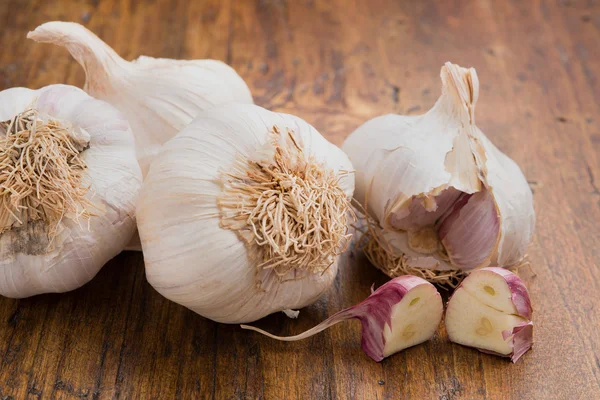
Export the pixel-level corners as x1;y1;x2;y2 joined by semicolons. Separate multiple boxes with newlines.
445;267;533;362
0;108;92;237
242;276;443;361
219;126;352;276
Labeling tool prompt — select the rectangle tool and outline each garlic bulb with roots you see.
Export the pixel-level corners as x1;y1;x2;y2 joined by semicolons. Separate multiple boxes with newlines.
0;85;142;297
27;21;254;176
343;62;535;284
136;103;354;323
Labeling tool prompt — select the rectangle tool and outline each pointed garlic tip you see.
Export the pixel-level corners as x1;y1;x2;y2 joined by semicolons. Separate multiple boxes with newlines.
441;61;479;124
445;267;533;362
242;276;442;362
343;61;535;282
28;21;125;94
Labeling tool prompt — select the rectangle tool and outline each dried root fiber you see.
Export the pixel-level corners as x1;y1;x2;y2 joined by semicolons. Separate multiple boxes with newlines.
0;107;92;238
219;126;352;277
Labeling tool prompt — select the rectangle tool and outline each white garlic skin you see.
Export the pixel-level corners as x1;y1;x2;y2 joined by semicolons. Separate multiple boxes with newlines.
343;63;535;271
28;21;254;176
136;104;354;324
0;85;142;297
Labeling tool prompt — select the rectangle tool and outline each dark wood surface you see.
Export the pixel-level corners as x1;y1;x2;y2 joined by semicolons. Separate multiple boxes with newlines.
1;0;599;399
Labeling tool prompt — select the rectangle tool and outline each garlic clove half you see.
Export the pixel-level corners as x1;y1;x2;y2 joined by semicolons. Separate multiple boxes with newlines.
242;275;443;362
28;21;254;176
445;267;533;362
136;104;354;323
343;62;535;281
0;85;142;297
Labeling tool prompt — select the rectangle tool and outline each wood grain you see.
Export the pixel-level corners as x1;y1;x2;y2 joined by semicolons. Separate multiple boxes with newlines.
1;0;599;398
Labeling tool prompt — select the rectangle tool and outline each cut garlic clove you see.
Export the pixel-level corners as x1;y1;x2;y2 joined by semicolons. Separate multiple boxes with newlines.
446;291;525;354
445;267;533;362
242;275;443;362
382;280;443;358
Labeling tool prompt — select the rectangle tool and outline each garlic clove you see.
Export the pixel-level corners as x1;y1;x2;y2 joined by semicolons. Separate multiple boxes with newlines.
437;190;500;270
473;131;536;266
445;267;533;362
388;186;462;231
28;21;254;176
241;275;443;362
446;288;528;356
136;103;353;323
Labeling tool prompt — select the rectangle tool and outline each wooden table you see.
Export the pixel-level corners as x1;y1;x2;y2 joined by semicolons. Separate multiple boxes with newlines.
1;0;599;398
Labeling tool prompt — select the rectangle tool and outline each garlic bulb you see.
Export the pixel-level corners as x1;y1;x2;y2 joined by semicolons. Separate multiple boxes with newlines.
0;85;142;297
136;104;354;323
343;62;535;282
28;21;253;176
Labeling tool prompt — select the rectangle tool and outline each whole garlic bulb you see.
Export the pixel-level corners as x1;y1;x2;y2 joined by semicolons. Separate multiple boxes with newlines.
28;21;254;176
0;85;142;297
136;104;354;323
343;62;535;282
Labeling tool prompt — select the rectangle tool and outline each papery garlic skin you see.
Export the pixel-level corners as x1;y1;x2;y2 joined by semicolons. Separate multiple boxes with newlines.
344;62;534;276
28;21;254;176
0;85;142;297
136;104;354;323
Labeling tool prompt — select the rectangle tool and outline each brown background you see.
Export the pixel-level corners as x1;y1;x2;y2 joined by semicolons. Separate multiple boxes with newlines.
1;0;600;399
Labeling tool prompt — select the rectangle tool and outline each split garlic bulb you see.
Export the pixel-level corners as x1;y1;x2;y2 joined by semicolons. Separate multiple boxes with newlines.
136;104;354;323
0;85;142;297
343;62;535;282
28;21;253;176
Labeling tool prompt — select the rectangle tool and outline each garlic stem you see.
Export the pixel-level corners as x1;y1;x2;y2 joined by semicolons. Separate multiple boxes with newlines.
28;22;126;94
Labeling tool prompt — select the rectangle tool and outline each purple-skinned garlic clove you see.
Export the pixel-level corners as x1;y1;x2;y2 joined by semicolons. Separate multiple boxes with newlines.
241;276;443;362
437;189;500;270
445;267;533;363
389;186;462;231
